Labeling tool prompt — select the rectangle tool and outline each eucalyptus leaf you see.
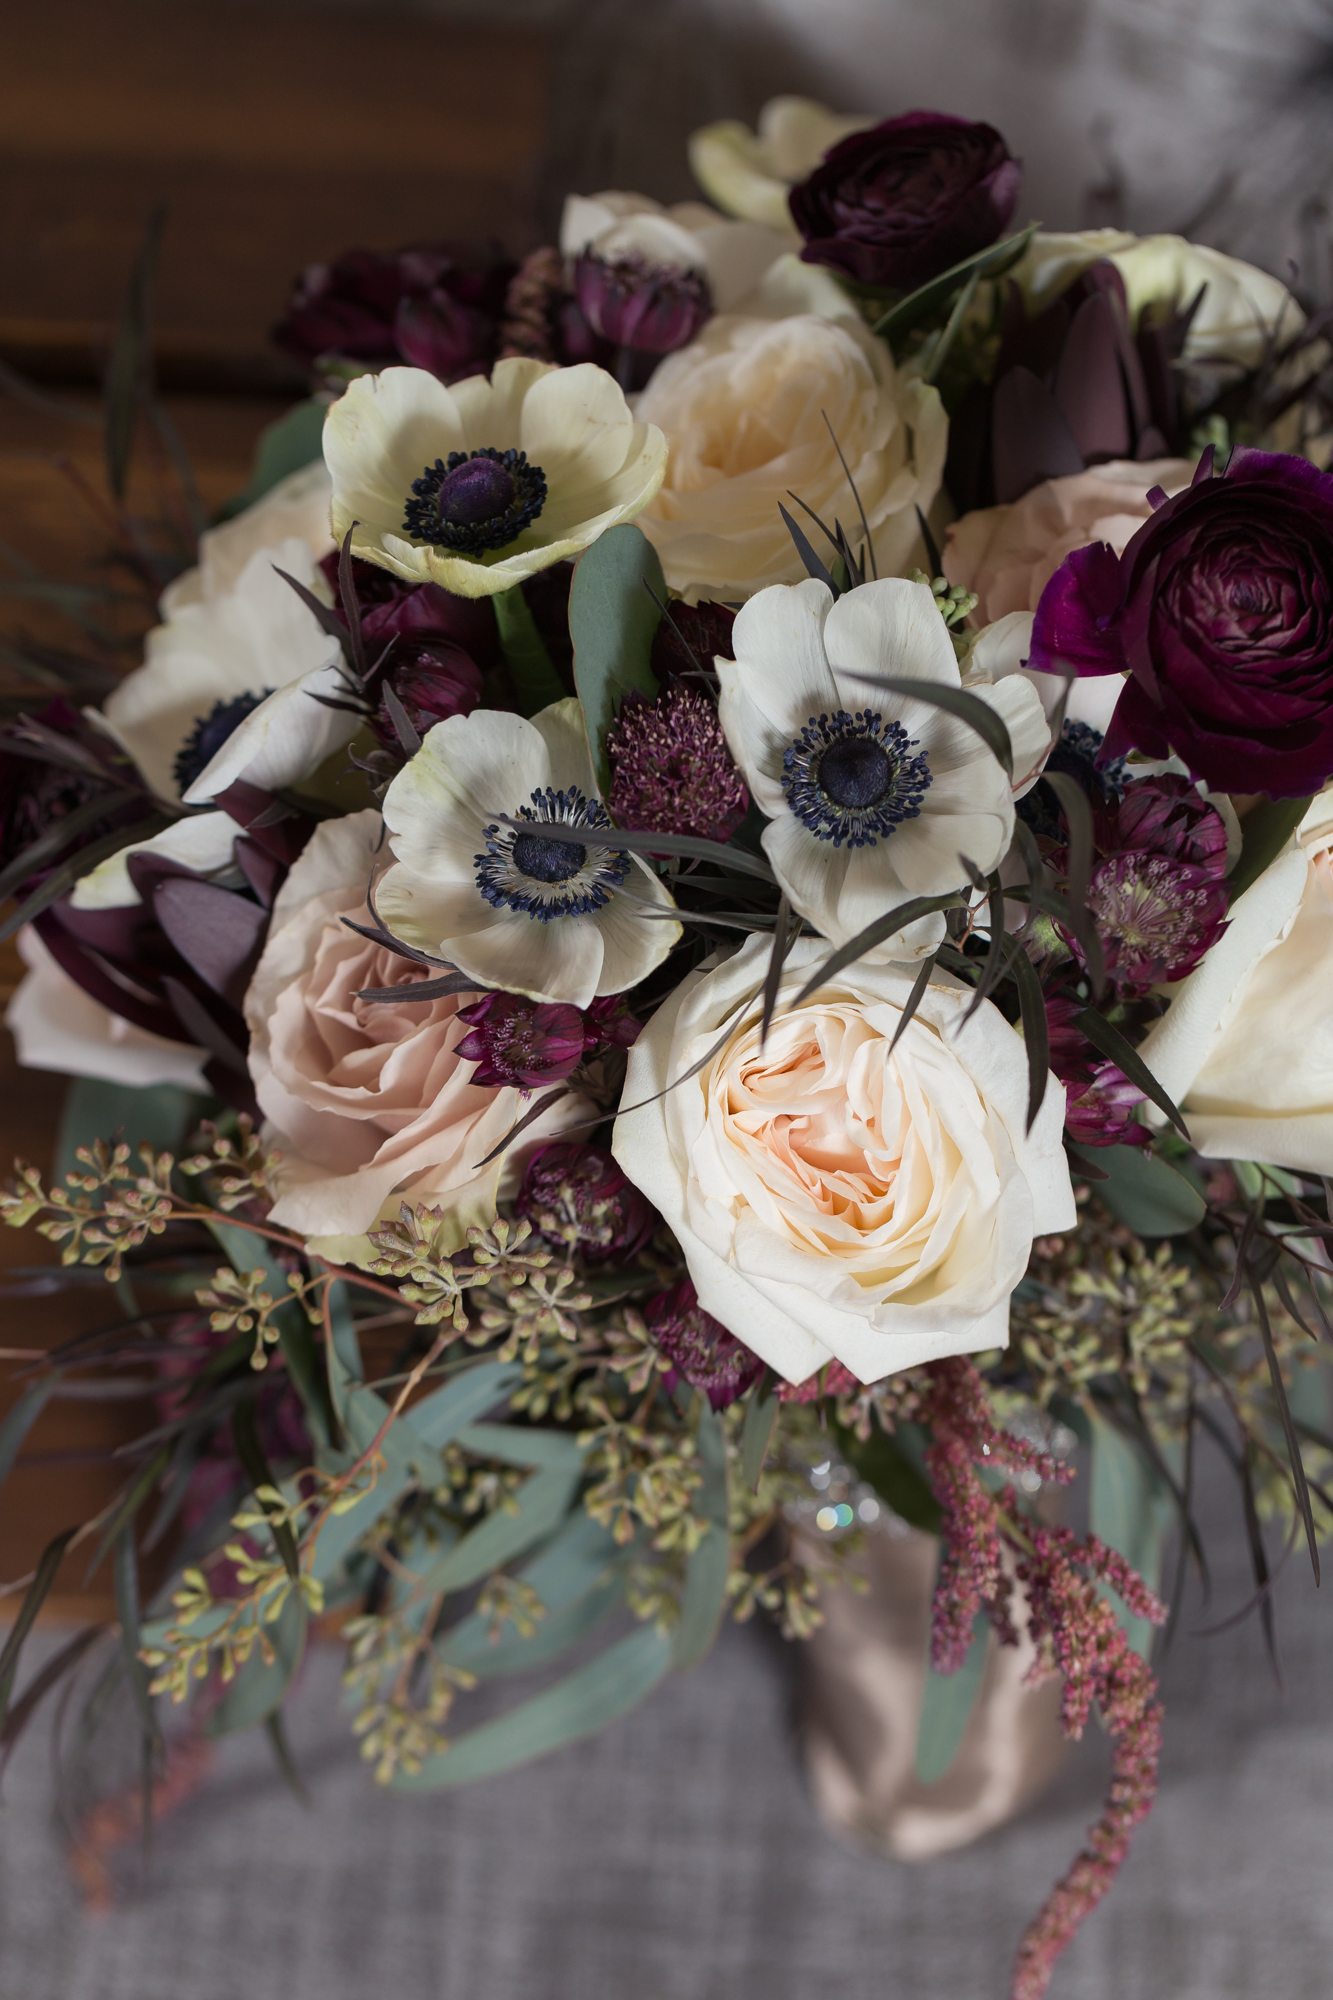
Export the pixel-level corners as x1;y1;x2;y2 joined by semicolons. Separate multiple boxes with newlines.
56;1077;203;1182
915;1606;989;1784
1088;1411;1176;1658
870;224;1038;343
415;1456;584;1598
389;1623;673;1791
217;398;328;519
494;582;565;717
568;524;665;789
672;1400;731;1669
1093;1145;1207;1238
440;1511;625;1679
323;1282;443;1484
1228;794;1312;899
205;1590;307;1736
740;1381;779;1490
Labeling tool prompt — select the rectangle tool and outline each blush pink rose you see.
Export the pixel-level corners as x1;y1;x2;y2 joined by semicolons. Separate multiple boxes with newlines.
943;458;1194;625
244;810;585;1252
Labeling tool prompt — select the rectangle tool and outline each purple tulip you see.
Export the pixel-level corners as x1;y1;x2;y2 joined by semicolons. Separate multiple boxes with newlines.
645;1277;763;1410
1031;448;1333;798
572;250;711;357
788;110;1021;292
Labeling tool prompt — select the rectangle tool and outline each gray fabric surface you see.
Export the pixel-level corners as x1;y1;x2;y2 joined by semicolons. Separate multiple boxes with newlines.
3;1461;1331;2000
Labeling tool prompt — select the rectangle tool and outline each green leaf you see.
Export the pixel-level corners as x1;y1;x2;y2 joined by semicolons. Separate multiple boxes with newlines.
567;523;665;789
389;1622;673;1790
0;1528;76;1730
915;1606;989;1784
919;264;982;385
870;224;1038;343
439;1510;624;1679
1093;1145;1207;1237
205;1589;307;1736
740;1380;779;1490
836;1421;941;1536
217;398;328;519
56;1077;203;1182
1228;795;1313;898
1088;1412;1175;1658
104;206;165;500
0;1378;55;1486
493;583;565;717
672;1399;731;1669
322;1282;443;1484
413;1454;584;1598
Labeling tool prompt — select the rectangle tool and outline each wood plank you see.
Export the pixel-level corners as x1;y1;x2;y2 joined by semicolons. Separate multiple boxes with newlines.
0;391;291;1619
1;2;553;390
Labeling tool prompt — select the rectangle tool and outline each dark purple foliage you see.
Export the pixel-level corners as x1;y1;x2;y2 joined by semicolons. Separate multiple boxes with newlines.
274;243;515;383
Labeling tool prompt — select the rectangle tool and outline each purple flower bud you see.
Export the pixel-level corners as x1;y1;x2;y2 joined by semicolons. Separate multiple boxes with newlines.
1095;774;1228;877
645;1278;762;1410
515;1143;656;1264
582;994;642;1056
606;681;749;842
572;250;711;357
274;242;515;383
1045;997;1147;1147
371;643;483;749
789;111;1021;292
455;991;589;1090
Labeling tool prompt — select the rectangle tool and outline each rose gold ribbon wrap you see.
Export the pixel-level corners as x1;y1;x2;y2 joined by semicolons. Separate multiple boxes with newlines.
795;1523;1066;1860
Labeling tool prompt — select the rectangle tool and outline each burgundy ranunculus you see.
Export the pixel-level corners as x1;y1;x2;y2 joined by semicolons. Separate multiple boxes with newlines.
645;1278;763;1411
1030;448;1333;798
274;243;515;383
788;110;1021;292
515;1143;656;1264
572;251;711;357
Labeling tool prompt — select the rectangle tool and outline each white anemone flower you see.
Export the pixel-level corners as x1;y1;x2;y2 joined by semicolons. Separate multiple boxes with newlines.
559;191;789;314
377;698;681;1008
688;96;869;230
324;359;667;600
100;539;344;809
716;578;1047;962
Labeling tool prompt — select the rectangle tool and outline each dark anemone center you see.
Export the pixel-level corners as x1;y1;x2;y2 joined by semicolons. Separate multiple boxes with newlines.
173;689;270;796
436;455;515;527
511;831;586;882
818;734;891;808
402;446;547;557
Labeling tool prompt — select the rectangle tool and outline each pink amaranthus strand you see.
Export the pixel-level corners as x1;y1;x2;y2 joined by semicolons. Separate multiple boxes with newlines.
915;1359;1165;2000
1009;1518;1166;2000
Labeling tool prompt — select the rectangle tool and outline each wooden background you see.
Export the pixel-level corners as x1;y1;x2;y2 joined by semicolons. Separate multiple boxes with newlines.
0;0;555;1613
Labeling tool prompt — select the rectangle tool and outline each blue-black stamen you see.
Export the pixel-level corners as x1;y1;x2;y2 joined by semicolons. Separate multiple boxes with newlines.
781;709;931;848
474;786;630;921
172;689;272;797
402;447;547;556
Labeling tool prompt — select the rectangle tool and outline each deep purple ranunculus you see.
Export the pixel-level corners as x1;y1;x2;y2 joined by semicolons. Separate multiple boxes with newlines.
515;1143;656;1265
645;1277;763;1411
274;243;515;383
788;110;1021;292
1030;448;1333;798
320;551;493;747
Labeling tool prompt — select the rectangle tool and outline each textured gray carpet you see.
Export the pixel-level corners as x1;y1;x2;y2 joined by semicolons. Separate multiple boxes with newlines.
3;1464;1331;2000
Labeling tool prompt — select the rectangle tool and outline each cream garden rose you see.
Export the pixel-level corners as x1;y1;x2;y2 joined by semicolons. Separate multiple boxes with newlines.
244;810;584;1257
611;936;1074;1385
1139;793;1333;1174
635;263;946;602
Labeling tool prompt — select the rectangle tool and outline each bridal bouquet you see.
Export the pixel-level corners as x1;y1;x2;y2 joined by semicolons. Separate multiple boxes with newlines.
4;97;1332;1996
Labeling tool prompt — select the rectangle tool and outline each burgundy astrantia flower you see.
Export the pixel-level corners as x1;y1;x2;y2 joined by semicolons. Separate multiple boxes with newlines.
455;991;639;1090
1045;997;1147;1147
572;251;711;357
1030;448;1333;798
645;1278;763;1411
1058;776;1230;994
606;681;749;841
515;1143;656;1264
788;110;1021;292
274;243;515;383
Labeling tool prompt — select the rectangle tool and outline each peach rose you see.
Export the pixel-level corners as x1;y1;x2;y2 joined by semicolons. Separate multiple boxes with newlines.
244;810;584;1256
943;459;1194;625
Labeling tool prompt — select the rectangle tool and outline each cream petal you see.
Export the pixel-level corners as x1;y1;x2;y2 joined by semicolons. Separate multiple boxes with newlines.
592;869;682;995
69;811;241;911
383;710;549;879
7;929;209;1091
184;657;352;804
325;367;468;555
723;579;838;733
823;577;961;702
